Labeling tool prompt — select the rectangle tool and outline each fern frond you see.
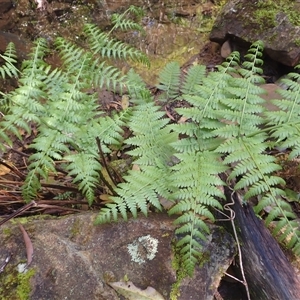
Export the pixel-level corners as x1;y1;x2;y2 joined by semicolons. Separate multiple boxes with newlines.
171;52;240;153
125;102;177;165
95;199;127;223
126;68;152;102
0;42;19;79
0;39;50;148
181;64;206;95
111;14;144;32
22;170;42;201
264;65;300;159
96;164;172;223
78;109;131;155
97;101;177;223
65;152;101;205
259;199;300;255
169;151;226;276
56;36;128;92
84;23;149;66
156;62;181;100
92;61;127;92
217;132;300;255
110;5;145;33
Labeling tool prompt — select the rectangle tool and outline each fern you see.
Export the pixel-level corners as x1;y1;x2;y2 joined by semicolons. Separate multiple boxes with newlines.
3;25;300;281
181;64;206;95
84;23;149;67
0;18;149;202
265;67;300;159
0;42;19;79
97;40;300;276
214;41;300;255
0;38;49;147
171;51;240;153
110;5;145;33
169;151;226;275
96;101;178;223
156;62;181;100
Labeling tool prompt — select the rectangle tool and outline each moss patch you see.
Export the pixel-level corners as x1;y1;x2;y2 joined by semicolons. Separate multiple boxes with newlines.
253;0;300;29
0;265;35;300
170;239;210;300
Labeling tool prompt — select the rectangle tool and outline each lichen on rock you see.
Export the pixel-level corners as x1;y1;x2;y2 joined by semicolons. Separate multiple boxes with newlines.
127;235;159;264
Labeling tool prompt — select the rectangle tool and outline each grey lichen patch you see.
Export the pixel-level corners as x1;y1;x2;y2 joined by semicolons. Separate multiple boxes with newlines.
127;235;159;264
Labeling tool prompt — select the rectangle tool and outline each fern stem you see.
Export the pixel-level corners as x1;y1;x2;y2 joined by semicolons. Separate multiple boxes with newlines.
96;137;118;196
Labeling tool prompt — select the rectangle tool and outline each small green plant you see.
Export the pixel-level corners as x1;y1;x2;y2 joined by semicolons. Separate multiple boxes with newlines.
1;9;300;280
97;41;300;276
0;6;149;205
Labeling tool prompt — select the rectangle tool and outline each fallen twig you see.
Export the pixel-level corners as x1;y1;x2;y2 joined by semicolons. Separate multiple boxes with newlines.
0;201;37;226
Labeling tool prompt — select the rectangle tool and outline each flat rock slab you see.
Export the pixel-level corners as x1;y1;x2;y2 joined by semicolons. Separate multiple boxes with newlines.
210;0;300;66
0;212;236;300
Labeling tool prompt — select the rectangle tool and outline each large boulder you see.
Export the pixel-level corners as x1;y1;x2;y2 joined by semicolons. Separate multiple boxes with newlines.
0;212;236;300
209;0;300;66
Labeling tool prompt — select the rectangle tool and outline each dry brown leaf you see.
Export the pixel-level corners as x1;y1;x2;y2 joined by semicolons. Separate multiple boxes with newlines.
177;116;188;123
121;95;130;110
0;164;10;176
99;194;114;203
19;224;34;267
132;164;140;171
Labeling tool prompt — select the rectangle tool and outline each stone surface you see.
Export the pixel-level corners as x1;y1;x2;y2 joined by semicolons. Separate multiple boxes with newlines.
0;32;31;59
0;212;236;300
0;0;12;13
210;0;300;66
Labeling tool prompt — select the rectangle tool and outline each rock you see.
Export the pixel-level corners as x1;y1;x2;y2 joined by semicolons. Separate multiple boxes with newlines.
0;32;31;59
0;0;13;14
209;0;300;66
220;39;232;58
260;83;282;112
0;212;236;300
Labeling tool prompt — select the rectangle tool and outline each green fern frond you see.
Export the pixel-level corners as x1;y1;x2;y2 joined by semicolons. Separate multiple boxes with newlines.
96;165;172;224
170;52;240;153
96;101;177;223
0;38;49;148
55;36;128;92
95;199;127;224
125;102;177;165
110;5;145;33
91;60;127;92
169;151;226;276
110;15;144;32
22;170;42;201
156;62;181;100
84;23;149;66
126;68;152;102
181;64;206;95
22;126;71;201
0;42;19;79
65;152;101;205
79;109;131;155
264;65;300;159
